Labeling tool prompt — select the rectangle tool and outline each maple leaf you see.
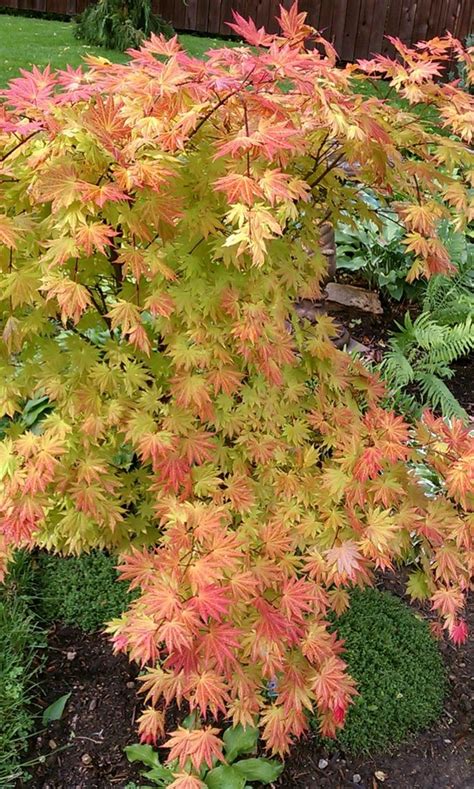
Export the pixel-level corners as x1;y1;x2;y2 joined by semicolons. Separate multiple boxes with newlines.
0;215;18;248
431;587;464;618
447;618;468;646
186;670;230;717
137;706;165;745
199;621;240;672
78;182;130;208
188;585;231;622
223;473;255;512
168;774;206;789
165;726;224;771
325;541;364;580
260;705;292;756
84;95;129;152
226;12;273;47
42;276;92;325
144;290;175;318
214;173;263;205
141;580;182;620
125;614;159;665
75;223;117;256
278;3;313;47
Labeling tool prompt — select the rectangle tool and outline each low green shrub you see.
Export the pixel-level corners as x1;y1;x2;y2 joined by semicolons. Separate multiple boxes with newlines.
37;551;133;632
0;553;45;787
321;588;445;754
75;0;174;52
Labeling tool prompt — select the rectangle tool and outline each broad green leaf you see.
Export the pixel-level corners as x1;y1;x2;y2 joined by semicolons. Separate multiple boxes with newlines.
182;710;199;729
22;395;52;427
125;743;161;768
223;724;259;763
205;765;246;789
42;692;71;725
143;765;175;785
233;757;284;784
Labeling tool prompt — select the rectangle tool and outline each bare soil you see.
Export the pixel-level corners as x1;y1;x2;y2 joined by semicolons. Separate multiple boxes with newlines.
24;590;473;789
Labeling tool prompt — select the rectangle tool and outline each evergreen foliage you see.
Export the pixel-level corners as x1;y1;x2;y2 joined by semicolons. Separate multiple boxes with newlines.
75;0;174;52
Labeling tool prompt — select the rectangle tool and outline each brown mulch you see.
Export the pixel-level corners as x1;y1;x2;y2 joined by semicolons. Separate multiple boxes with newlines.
24;592;473;789
22;626;143;789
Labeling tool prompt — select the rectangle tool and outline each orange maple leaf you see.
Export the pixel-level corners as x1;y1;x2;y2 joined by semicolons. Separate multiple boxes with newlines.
165;726;224;771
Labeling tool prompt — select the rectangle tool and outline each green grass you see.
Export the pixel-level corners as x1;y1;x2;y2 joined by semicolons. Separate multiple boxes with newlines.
0;14;238;86
0;552;46;788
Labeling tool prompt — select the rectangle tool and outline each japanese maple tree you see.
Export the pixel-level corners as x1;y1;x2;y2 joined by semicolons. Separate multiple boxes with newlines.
0;3;473;775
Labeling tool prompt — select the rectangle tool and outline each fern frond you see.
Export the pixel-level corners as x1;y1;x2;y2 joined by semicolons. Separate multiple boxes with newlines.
429;318;474;365
381;351;414;387
418;374;468;420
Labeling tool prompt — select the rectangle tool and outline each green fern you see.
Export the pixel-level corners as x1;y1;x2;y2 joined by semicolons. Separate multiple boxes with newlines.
381;311;474;421
417;374;467;420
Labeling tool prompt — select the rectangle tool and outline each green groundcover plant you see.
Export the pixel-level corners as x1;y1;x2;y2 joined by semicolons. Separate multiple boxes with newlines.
321;588;446;753
37;550;134;631
0;5;472;784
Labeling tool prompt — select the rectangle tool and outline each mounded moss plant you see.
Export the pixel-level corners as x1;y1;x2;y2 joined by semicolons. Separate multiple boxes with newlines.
37;551;133;632
323;588;446;753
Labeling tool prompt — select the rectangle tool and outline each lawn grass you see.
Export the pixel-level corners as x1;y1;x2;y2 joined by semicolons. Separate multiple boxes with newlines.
0;14;238;86
0;552;46;788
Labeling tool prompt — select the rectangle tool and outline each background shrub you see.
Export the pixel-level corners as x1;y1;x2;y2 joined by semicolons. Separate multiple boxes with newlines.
324;588;445;753
37;551;133;632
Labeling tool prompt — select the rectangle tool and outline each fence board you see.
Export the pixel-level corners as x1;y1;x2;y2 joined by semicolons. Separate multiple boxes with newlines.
413;0;436;43
445;0;463;37
194;0;210;33
396;0;418;45
331;0;350;53
456;0;473;39
355;0;384;59
340;0;362;60
1;0;472;57
427;0;447;39
368;0;391;54
318;0;334;39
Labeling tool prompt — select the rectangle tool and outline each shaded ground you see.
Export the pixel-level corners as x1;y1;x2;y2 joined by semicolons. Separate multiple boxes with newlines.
25;590;473;789
23;626;142;788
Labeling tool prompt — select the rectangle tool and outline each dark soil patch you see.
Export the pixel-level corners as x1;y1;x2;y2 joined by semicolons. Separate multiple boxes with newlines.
24;589;473;789
22;625;143;789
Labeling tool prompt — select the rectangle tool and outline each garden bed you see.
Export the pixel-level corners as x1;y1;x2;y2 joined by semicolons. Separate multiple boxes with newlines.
327;299;474;419
25;590;473;788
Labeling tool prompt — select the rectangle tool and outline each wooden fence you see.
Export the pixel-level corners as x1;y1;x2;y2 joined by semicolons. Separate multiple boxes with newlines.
1;0;472;60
